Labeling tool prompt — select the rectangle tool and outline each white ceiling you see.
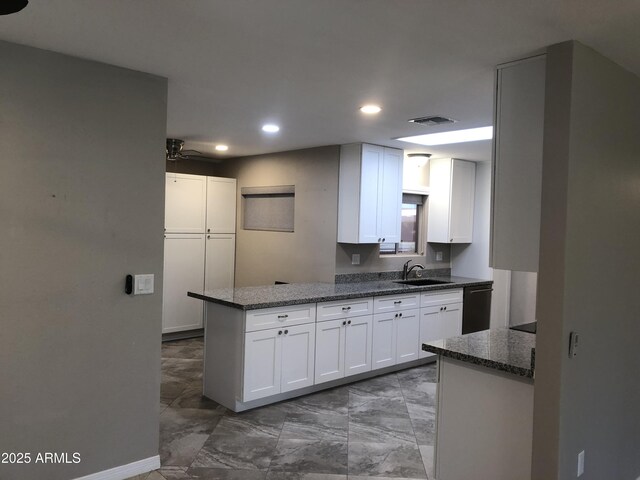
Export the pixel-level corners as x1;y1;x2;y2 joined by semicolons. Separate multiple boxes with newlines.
1;0;639;161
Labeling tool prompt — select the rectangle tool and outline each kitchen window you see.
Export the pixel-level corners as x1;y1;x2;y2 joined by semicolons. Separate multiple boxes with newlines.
380;194;426;255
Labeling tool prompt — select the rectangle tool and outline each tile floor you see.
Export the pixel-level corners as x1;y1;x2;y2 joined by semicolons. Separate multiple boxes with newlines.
130;337;437;480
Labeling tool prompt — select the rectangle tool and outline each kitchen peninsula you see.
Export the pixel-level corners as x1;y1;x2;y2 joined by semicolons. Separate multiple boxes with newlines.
188;276;491;412
423;328;536;480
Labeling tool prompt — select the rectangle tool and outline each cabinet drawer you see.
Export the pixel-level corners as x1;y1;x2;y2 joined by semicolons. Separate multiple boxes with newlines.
245;303;316;332
421;289;463;308
317;297;373;322
373;293;420;313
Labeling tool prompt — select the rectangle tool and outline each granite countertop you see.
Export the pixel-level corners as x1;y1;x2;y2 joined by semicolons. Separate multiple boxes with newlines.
187;276;492;310
422;328;536;379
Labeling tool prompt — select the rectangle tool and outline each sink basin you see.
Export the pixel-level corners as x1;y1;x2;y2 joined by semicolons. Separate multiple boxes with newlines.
394;278;453;286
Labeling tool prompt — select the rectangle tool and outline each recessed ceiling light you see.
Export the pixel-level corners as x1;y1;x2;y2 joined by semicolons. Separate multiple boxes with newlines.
397;126;493;146
262;124;280;133
215;145;229;152
360;105;382;114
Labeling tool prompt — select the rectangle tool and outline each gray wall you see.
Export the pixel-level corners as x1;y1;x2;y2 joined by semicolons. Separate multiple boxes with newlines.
217;146;340;286
0;42;167;480
532;41;640;480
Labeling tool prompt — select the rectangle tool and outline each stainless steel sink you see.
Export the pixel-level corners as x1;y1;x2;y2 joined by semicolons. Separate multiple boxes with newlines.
394;278;453;286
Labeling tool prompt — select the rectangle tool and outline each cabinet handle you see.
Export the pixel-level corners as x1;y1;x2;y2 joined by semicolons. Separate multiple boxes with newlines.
382;238;385;242
450;239;453;242
394;300;402;304
347;320;351;325
399;313;403;317
443;306;447;311
395;313;398;318
207;228;211;232
207;235;211;239
342;306;351;311
440;307;443;311
278;330;283;335
378;238;382;242
342;321;347;326
284;329;288;334
277;314;289;319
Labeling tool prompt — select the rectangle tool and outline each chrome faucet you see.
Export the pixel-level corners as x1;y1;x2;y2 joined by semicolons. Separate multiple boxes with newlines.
402;259;425;280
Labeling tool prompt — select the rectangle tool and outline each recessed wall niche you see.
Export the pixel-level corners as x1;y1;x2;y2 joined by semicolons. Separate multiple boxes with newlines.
241;185;295;232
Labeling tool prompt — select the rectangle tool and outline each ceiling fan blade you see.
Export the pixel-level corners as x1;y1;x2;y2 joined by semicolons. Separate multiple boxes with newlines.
182;153;222;163
181;149;203;155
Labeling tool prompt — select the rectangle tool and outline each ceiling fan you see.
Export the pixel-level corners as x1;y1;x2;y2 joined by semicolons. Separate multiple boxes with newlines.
166;138;221;162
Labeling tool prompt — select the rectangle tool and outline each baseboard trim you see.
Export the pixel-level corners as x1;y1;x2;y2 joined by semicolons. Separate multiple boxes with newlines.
73;455;160;480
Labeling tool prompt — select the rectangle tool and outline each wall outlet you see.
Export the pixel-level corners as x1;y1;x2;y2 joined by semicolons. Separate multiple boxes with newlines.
351;254;360;265
134;274;155;295
435;251;443;262
577;450;584;477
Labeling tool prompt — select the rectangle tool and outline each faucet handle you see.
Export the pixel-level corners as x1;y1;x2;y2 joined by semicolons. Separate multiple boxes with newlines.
403;259;412;268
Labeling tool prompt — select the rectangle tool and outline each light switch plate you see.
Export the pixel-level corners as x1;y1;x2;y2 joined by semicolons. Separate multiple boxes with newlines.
351;254;360;265
436;251;443;262
134;274;154;295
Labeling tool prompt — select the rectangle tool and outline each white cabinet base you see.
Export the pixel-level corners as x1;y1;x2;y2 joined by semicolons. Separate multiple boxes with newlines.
203;301;435;412
435;357;533;480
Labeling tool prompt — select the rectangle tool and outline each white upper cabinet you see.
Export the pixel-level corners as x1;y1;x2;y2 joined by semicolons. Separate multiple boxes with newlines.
165;173;207;233
427;158;476;243
206;177;237;234
337;143;403;244
491;55;546;272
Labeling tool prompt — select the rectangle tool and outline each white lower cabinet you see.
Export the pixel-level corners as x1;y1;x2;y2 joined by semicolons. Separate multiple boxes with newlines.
344;315;373;376
395;308;421;364
243;322;315;402
373;308;420;368
372;313;396;369
236;288;465;407
315;314;373;385
419;302;463;359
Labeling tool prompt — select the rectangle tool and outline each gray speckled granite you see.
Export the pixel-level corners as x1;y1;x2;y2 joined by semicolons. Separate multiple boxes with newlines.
422;328;536;379
334;268;451;284
187;276;492;310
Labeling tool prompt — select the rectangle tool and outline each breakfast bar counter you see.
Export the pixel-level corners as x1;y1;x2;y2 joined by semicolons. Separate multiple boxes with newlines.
422;328;536;480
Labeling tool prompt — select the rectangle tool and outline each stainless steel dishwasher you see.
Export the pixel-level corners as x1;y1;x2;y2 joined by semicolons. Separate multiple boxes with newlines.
462;284;493;334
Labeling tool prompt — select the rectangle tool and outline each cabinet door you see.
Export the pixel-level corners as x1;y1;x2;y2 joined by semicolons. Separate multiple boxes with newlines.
315;319;346;384
204;233;235;290
449;160;475;243
165;173;207;233
281;323;316;393
395;308;421;364
359;144;384;243
162;234;205;333
427;158;453;243
439;302;463;339
419;306;441;359
378;147;403;243
372;313;396;369
420;303;463;359
243;329;282;401
491;56;546;272
206;177;237;234
344;315;373;377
